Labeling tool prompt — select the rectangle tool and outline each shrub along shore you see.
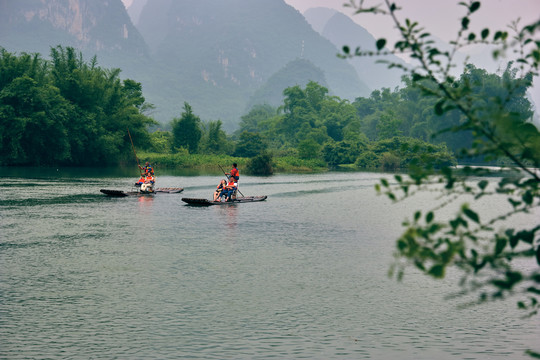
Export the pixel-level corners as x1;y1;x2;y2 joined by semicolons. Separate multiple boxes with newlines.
137;152;328;174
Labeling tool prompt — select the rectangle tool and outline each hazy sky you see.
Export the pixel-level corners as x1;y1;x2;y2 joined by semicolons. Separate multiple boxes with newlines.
283;0;540;44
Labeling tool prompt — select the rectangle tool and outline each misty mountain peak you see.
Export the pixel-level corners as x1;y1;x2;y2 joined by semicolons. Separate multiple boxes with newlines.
0;0;147;56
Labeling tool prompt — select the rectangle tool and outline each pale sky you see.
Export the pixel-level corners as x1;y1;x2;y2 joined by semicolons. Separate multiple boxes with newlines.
283;0;540;44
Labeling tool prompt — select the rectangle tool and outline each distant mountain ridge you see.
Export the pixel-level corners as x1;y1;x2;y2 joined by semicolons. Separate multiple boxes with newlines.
247;58;328;110
0;0;148;63
304;7;405;91
126;0;148;26
1;0;379;130
134;0;371;128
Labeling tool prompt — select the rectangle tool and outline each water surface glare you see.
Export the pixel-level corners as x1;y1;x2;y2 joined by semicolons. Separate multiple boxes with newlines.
1;169;538;359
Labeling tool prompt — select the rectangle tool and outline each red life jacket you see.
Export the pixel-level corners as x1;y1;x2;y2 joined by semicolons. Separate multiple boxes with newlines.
230;168;239;180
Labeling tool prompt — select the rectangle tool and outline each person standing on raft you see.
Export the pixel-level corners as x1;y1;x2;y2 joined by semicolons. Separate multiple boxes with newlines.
139;161;154;176
226;163;239;181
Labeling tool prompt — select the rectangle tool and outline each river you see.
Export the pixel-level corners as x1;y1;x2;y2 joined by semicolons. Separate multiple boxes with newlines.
1;168;538;359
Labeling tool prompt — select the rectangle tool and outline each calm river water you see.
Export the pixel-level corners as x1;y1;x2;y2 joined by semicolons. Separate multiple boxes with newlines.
1;168;538;359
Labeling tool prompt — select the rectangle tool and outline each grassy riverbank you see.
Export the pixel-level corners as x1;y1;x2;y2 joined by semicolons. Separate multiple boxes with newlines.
137;152;328;174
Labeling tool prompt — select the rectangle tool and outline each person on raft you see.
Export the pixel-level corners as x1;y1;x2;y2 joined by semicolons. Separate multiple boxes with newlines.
140;172;155;192
135;174;146;186
213;179;227;202
139;161;154;176
145;172;155;184
226;163;239;181
223;177;238;202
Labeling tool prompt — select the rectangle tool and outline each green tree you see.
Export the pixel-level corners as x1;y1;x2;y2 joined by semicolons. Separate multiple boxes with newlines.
322;140;366;166
0;75;71;165
371;136;456;169
238;104;276;133
343;1;540;349
201;120;229;154
352;67;533;156
246;151;273;175
234;131;268;157
171;102;202;153
376;112;402;139
149;130;172;153
297;138;321;160
275;81;331;145
0;46;155;166
47;46;155;164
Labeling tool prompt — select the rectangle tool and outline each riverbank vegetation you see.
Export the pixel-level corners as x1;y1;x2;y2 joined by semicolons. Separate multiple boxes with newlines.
0;40;535;176
0;46;155;166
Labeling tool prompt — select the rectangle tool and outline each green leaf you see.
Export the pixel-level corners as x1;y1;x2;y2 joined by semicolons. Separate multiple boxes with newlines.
478;180;488;190
342;46;350;54
468;33;476;41
522;191;533;205
376;38;387;50
495;237;507;255
470;1;481;12
411;73;424;82
532;49;540;62
426;211;434;223
434;99;445;115
509;233;519;248
481;28;489;39
461;17;470;30
463;208;480;223
414;211;421;221
428;264;445;278
415;260;426;271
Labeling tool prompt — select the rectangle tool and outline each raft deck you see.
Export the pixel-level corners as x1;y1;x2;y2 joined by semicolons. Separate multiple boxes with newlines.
182;196;267;206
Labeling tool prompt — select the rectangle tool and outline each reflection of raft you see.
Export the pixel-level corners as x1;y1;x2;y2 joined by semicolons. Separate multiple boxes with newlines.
100;188;184;197
181;196;267;206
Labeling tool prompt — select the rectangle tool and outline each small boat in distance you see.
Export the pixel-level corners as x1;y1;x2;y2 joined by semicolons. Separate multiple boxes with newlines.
182;196;267;206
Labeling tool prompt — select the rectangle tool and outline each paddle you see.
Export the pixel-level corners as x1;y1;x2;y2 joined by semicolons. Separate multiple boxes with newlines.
218;164;244;197
127;127;143;176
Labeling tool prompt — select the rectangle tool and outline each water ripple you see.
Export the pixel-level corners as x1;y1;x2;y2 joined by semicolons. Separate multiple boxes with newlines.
1;172;538;359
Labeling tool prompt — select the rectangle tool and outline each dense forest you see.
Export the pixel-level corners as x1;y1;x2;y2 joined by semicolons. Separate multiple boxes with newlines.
0;46;535;173
0;46;155;166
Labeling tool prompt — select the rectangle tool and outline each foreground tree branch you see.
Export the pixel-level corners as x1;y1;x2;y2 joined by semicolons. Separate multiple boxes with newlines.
343;0;540;354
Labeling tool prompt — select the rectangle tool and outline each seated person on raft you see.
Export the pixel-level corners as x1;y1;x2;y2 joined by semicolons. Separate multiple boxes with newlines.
223;178;238;202
140;173;155;192
136;174;146;186
213;179;227;202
